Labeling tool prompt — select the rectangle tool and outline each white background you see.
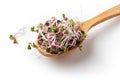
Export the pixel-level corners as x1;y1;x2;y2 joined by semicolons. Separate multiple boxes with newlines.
0;0;120;80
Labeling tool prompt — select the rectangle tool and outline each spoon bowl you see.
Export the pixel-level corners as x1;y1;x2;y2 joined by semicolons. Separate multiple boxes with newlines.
36;4;120;57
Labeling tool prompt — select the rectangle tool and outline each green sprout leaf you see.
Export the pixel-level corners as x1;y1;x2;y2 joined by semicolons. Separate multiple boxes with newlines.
9;35;18;44
30;26;39;33
13;39;18;44
59;26;64;31
62;14;65;18
79;45;83;51
9;35;14;40
64;47;68;52
65;30;69;34
56;36;61;41
50;47;53;53
69;19;75;27
49;46;56;53
27;42;37;50
81;30;86;38
36;30;39;33
27;44;31;50
38;23;43;28
47;28;52;32
30;26;35;32
51;17;55;19
62;46;68;52
32;43;37;48
81;30;85;35
52;25;58;33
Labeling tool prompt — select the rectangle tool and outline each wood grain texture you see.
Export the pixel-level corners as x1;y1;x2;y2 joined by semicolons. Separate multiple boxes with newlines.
36;4;120;57
81;4;120;33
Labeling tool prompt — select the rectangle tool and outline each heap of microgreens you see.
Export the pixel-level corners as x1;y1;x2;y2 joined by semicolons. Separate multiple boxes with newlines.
36;14;86;54
9;14;86;53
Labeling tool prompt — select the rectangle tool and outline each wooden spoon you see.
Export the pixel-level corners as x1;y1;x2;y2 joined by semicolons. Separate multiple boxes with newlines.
36;4;120;57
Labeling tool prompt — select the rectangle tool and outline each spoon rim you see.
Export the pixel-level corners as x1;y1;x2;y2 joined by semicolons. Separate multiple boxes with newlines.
36;38;84;57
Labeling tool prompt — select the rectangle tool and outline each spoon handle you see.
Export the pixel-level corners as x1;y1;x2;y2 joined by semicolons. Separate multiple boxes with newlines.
81;4;120;33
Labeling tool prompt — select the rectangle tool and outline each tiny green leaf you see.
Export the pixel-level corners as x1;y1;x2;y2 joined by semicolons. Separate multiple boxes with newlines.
36;30;39;33
13;39;18;44
63;46;68;52
69;19;75;27
79;45;83;51
9;35;14;40
50;47;53;53
47;28;52;32
57;20;61;23
81;30;86;38
56;36;61;41
52;26;58;33
38;23;43;28
59;26;64;31
32;43;37;48
51;17;55;19
9;34;18;44
62;14;65;18
30;26;35;32
81;30;85;35
27;44;31;50
65;30;69;34
58;51;62;54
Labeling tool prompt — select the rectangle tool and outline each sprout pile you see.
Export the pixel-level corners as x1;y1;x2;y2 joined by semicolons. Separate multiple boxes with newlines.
9;14;86;54
37;14;86;54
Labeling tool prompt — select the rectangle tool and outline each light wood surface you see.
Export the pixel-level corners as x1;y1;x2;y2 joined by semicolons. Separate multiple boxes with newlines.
36;4;120;57
81;4;120;33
